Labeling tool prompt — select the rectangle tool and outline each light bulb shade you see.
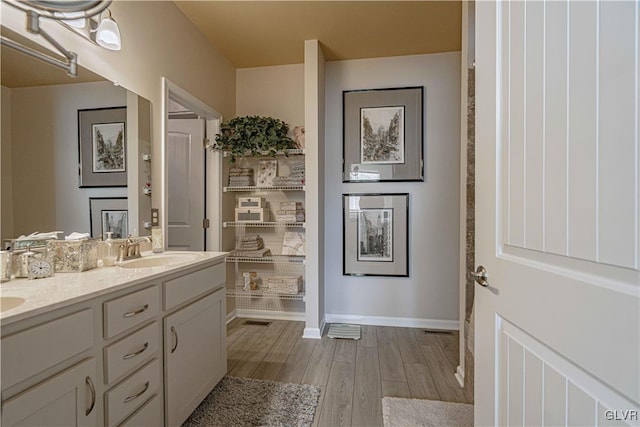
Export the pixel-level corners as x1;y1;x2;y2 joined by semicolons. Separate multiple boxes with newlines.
95;16;121;50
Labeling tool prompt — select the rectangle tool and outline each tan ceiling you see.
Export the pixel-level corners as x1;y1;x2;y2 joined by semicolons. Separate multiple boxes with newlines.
174;1;462;68
1;27;105;88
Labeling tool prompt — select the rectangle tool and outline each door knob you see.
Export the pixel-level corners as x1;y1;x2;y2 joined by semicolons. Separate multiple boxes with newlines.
474;265;489;287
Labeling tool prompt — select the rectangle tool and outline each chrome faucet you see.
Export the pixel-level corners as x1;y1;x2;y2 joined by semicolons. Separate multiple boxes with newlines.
116;236;152;262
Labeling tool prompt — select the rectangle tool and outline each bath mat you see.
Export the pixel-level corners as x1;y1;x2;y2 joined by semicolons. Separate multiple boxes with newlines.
183;376;321;427
382;397;473;427
328;323;361;340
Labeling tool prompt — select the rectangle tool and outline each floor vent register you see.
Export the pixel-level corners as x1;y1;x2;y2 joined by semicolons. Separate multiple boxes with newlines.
328;323;361;340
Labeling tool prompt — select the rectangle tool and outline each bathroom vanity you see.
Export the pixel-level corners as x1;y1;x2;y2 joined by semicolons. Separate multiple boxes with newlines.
0;251;227;427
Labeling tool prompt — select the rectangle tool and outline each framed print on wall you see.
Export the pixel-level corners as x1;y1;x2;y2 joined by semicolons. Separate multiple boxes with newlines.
343;87;423;182
79;107;127;187
343;193;409;277
89;197;128;239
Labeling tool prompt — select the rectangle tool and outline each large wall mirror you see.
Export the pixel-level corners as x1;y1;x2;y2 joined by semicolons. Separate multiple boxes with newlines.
1;28;152;243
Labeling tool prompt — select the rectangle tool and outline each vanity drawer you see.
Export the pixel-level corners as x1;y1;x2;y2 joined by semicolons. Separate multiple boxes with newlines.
118;393;163;427
104;286;159;338
105;358;160;427
1;308;94;390
163;262;225;310
104;322;159;384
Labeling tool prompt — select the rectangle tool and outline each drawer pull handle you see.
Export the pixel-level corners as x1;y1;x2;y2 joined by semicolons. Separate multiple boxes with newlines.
122;342;149;360
85;376;96;416
122;304;149;318
124;381;150;403
171;326;179;353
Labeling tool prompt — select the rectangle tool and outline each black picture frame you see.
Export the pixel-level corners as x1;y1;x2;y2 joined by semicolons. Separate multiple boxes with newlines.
343;193;409;277
89;197;128;238
79;106;127;187
343;87;424;182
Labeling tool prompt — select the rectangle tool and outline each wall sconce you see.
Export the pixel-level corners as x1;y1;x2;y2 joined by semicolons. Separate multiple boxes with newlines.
93;9;121;51
0;0;122;76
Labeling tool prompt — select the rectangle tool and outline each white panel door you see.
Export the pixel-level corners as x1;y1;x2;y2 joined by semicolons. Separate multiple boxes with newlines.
475;1;640;426
167;118;205;251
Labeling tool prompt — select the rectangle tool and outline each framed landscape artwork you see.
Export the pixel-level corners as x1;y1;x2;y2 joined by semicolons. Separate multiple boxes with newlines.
343;193;409;277
343;87;423;182
79;107;127;187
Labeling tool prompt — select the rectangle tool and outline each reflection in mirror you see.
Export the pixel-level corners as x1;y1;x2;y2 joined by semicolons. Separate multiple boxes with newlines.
0;28;152;243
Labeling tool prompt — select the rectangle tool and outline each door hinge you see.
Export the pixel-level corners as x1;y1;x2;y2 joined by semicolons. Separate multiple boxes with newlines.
203;138;211;149
203;218;210;229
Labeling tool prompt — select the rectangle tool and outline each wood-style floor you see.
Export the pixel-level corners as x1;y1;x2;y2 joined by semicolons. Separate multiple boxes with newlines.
226;318;473;427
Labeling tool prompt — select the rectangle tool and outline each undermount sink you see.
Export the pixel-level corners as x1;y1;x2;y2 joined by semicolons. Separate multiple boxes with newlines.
0;296;26;313
117;253;203;269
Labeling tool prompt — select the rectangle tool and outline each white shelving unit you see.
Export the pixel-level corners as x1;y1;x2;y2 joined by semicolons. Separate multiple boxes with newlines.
224;185;305;192
224;221;305;228
223;151;306;321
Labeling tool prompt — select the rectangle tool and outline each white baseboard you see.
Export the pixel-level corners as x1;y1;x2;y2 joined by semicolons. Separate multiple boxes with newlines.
303;319;326;340
324;314;459;330
226;309;237;324
455;364;465;387
235;309;305;322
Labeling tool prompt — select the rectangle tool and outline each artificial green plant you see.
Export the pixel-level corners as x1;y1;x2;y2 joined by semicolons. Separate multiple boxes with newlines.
211;115;297;162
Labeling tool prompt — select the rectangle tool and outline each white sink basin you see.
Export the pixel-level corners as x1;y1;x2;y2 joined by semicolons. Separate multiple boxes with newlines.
0;296;26;313
117;253;203;269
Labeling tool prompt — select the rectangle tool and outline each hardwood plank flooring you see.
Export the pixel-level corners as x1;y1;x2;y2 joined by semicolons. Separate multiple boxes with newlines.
302;335;337;385
351;347;382;427
395;327;424;363
228;320;288;377
358;325;378;348
333;339;357;363
226;320;472;426
376;326;406;382
253;321;304;380
317;362;355;427
381;380;411;398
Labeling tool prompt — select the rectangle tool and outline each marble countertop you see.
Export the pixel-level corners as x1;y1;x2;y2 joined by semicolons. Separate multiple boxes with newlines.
0;251;228;326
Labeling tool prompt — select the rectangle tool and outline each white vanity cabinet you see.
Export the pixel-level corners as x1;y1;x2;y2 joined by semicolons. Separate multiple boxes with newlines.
0;252;228;427
1;358;98;427
102;285;162;426
163;263;227;427
0;308;98;426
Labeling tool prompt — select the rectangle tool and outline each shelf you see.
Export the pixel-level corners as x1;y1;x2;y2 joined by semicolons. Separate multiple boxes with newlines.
227;288;305;301
224;185;304;192
223;149;305;157
224;221;305;228
226;255;305;264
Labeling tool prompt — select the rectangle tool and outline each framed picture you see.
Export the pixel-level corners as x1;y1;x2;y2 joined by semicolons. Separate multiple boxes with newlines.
79;107;127;187
343;87;423;182
89;197;128;239
343;193;409;277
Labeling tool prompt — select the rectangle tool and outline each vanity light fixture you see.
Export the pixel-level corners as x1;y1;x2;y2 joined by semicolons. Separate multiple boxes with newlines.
93;9;121;51
0;0;121;76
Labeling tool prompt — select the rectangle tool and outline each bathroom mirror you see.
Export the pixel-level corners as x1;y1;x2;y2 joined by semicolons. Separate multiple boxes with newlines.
1;28;152;242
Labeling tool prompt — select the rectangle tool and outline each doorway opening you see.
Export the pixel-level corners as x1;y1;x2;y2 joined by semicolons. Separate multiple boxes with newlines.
162;78;223;251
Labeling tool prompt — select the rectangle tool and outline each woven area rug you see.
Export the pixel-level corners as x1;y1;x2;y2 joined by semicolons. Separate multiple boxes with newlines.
183;376;321;427
382;397;473;427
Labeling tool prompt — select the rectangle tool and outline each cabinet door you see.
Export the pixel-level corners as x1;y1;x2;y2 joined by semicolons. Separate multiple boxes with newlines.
164;288;226;426
1;358;98;427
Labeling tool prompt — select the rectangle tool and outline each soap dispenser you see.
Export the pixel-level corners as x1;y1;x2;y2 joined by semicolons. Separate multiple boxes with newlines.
101;232;117;267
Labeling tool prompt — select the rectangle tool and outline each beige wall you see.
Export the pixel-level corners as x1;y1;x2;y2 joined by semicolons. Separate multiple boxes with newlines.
1;1;236;219
1;86;13;242
8;82;127;238
236;64;304;128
